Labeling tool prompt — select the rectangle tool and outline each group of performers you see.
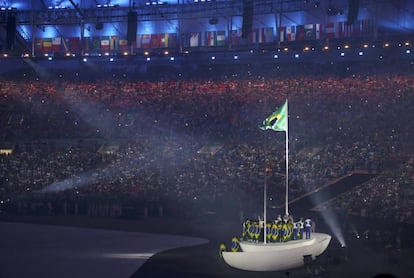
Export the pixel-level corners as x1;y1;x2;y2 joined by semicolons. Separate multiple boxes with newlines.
241;214;313;243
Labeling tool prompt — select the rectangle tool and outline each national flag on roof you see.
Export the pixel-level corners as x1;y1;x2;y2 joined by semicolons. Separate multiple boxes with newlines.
101;37;110;51
216;31;226;46
264;27;274;42
325;22;335;38
305;24;314;40
43;38;52;53
160;33;169;48
141;34;151;48
190;32;200;47
52;37;61;52
279;26;286;42
287;26;296;41
119;39;128;51
296;25;305;40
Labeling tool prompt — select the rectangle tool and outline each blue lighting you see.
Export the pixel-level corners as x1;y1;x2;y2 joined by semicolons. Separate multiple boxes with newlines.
170;57;175;61
140;22;156;36
42;26;58;38
294;54;299;58
359;51;363;56
83;58;87;62
96;3;119;8
340;52;345;57
211;56;215;60
233;55;238;60
146;1;166;5
146;57;151;61
274;54;278;59
406;49;411;54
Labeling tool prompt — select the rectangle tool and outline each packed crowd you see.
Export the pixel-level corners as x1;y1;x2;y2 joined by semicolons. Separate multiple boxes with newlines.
0;65;413;222
319;158;414;224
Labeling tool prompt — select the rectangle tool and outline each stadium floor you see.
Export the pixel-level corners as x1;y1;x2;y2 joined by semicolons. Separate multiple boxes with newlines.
0;216;413;278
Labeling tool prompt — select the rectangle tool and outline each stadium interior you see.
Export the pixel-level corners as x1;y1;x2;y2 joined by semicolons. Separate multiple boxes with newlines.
1;1;414;278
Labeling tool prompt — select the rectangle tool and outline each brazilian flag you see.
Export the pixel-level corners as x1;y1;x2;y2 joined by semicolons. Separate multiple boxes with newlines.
260;100;288;132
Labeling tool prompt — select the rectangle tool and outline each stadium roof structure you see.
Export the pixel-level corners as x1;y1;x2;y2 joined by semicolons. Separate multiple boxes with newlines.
0;0;413;59
0;1;411;25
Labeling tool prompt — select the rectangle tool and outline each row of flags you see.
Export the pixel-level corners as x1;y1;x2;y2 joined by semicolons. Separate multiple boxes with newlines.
35;36;127;53
280;24;321;42
34;28;276;54
33;20;370;54
34;34;178;54
138;33;177;48
185;28;275;47
280;19;370;42
187;31;226;47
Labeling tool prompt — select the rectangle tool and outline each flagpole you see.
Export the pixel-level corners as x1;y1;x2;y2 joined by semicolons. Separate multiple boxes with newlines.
285;99;289;216
263;112;268;244
260;99;288;241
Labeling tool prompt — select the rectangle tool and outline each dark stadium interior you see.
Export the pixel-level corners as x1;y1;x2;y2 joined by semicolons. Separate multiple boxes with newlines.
1;1;414;278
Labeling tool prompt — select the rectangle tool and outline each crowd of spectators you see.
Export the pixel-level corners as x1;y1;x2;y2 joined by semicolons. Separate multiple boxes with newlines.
318;158;414;223
0;61;413;224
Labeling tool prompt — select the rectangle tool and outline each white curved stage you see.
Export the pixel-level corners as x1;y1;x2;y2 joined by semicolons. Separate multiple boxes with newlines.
222;232;331;271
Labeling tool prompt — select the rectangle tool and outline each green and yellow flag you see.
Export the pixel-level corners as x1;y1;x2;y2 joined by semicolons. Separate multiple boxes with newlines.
260;100;287;131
